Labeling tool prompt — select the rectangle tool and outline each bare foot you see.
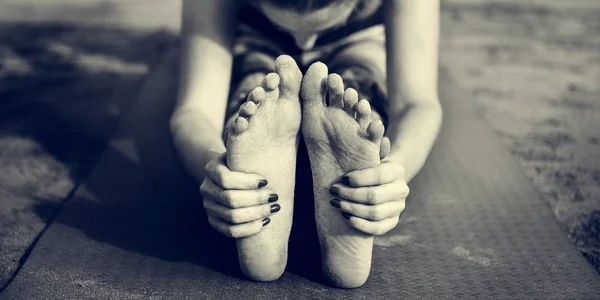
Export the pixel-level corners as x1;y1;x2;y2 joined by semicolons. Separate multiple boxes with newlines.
226;55;302;281
300;62;385;288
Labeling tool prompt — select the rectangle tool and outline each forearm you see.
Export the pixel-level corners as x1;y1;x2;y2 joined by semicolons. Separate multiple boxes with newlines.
170;107;226;183
383;0;441;182
171;0;238;183
171;39;231;183
386;100;442;183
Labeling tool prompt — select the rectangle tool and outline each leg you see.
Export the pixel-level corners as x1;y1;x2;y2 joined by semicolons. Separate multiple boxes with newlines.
6;47;599;299
324;27;393;124
301;62;387;288
225;55;303;281
299;27;393;288
200;23;304;280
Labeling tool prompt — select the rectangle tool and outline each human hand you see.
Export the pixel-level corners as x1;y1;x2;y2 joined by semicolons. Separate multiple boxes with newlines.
329;156;409;236
200;152;280;238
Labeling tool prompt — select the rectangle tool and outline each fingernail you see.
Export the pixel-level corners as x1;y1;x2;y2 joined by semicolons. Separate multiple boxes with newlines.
268;194;279;202
271;204;281;213
262;218;271;226
329;186;340;196
258;180;268;188
341;176;351;186
342;213;352;220
330;198;341;209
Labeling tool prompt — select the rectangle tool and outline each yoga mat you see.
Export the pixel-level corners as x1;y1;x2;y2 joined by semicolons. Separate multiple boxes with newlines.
2;50;599;299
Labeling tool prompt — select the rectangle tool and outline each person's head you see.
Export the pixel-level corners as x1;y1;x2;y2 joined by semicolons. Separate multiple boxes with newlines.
252;0;361;50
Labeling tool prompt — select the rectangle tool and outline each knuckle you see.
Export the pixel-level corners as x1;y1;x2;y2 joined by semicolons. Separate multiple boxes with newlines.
369;208;383;221
375;227;388;236
397;204;406;215
202;198;211;210
219;174;230;188
366;190;378;204
397;199;406;210
221;191;236;207
228;210;242;224
199;187;208;198
225;227;238;238
374;224;390;236
403;184;410;197
204;160;214;173
383;219;399;235
199;180;210;194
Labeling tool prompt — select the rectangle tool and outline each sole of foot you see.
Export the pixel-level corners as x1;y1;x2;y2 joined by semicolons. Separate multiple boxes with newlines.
300;62;386;288
226;55;303;281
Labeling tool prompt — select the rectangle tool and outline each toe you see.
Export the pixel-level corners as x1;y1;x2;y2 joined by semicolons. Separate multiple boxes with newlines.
327;73;344;108
355;99;371;129
248;87;266;104
343;88;359;114
233;116;249;134
367;120;385;144
301;61;328;107
239;101;258;118
275;55;302;98
262;73;280;91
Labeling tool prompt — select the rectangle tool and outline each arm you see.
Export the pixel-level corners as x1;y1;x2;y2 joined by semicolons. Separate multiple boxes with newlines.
328;0;441;235
171;1;279;239
384;0;442;183
170;0;239;183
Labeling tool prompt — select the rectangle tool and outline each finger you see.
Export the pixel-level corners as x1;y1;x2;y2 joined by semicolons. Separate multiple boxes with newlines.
330;198;405;221
380;137;391;159
330;181;409;205
342;214;399;236
341;162;405;187
200;178;278;208
207;215;269;239
204;153;268;190
204;199;280;224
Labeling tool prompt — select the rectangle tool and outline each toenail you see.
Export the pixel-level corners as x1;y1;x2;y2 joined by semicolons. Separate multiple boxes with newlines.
330;198;341;209
270;204;281;213
342;213;352;220
268;194;279;202
258;180;268;188
262;218;271;226
341;176;351;186
329;186;340;196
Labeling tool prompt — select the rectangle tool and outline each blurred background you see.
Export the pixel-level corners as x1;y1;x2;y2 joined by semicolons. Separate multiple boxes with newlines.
0;0;598;289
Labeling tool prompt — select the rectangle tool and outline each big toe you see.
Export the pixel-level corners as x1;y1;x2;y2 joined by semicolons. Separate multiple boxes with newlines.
275;55;302;98
301;61;328;107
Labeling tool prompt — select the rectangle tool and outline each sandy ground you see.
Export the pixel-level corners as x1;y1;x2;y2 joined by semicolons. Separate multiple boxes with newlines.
440;0;600;270
0;0;598;289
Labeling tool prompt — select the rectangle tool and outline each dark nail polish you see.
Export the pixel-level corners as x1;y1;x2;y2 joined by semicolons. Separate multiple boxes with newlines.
342;213;352;220
268;194;279;202
262;218;271;226
329;186;340;196
258;180;268;188
341;176;351;186
271;204;281;213
330;198;341;209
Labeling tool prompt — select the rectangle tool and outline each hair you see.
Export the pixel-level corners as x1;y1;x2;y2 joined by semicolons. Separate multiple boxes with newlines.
253;0;366;14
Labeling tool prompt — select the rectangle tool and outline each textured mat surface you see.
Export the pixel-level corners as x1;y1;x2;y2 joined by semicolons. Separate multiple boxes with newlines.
2;51;599;299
